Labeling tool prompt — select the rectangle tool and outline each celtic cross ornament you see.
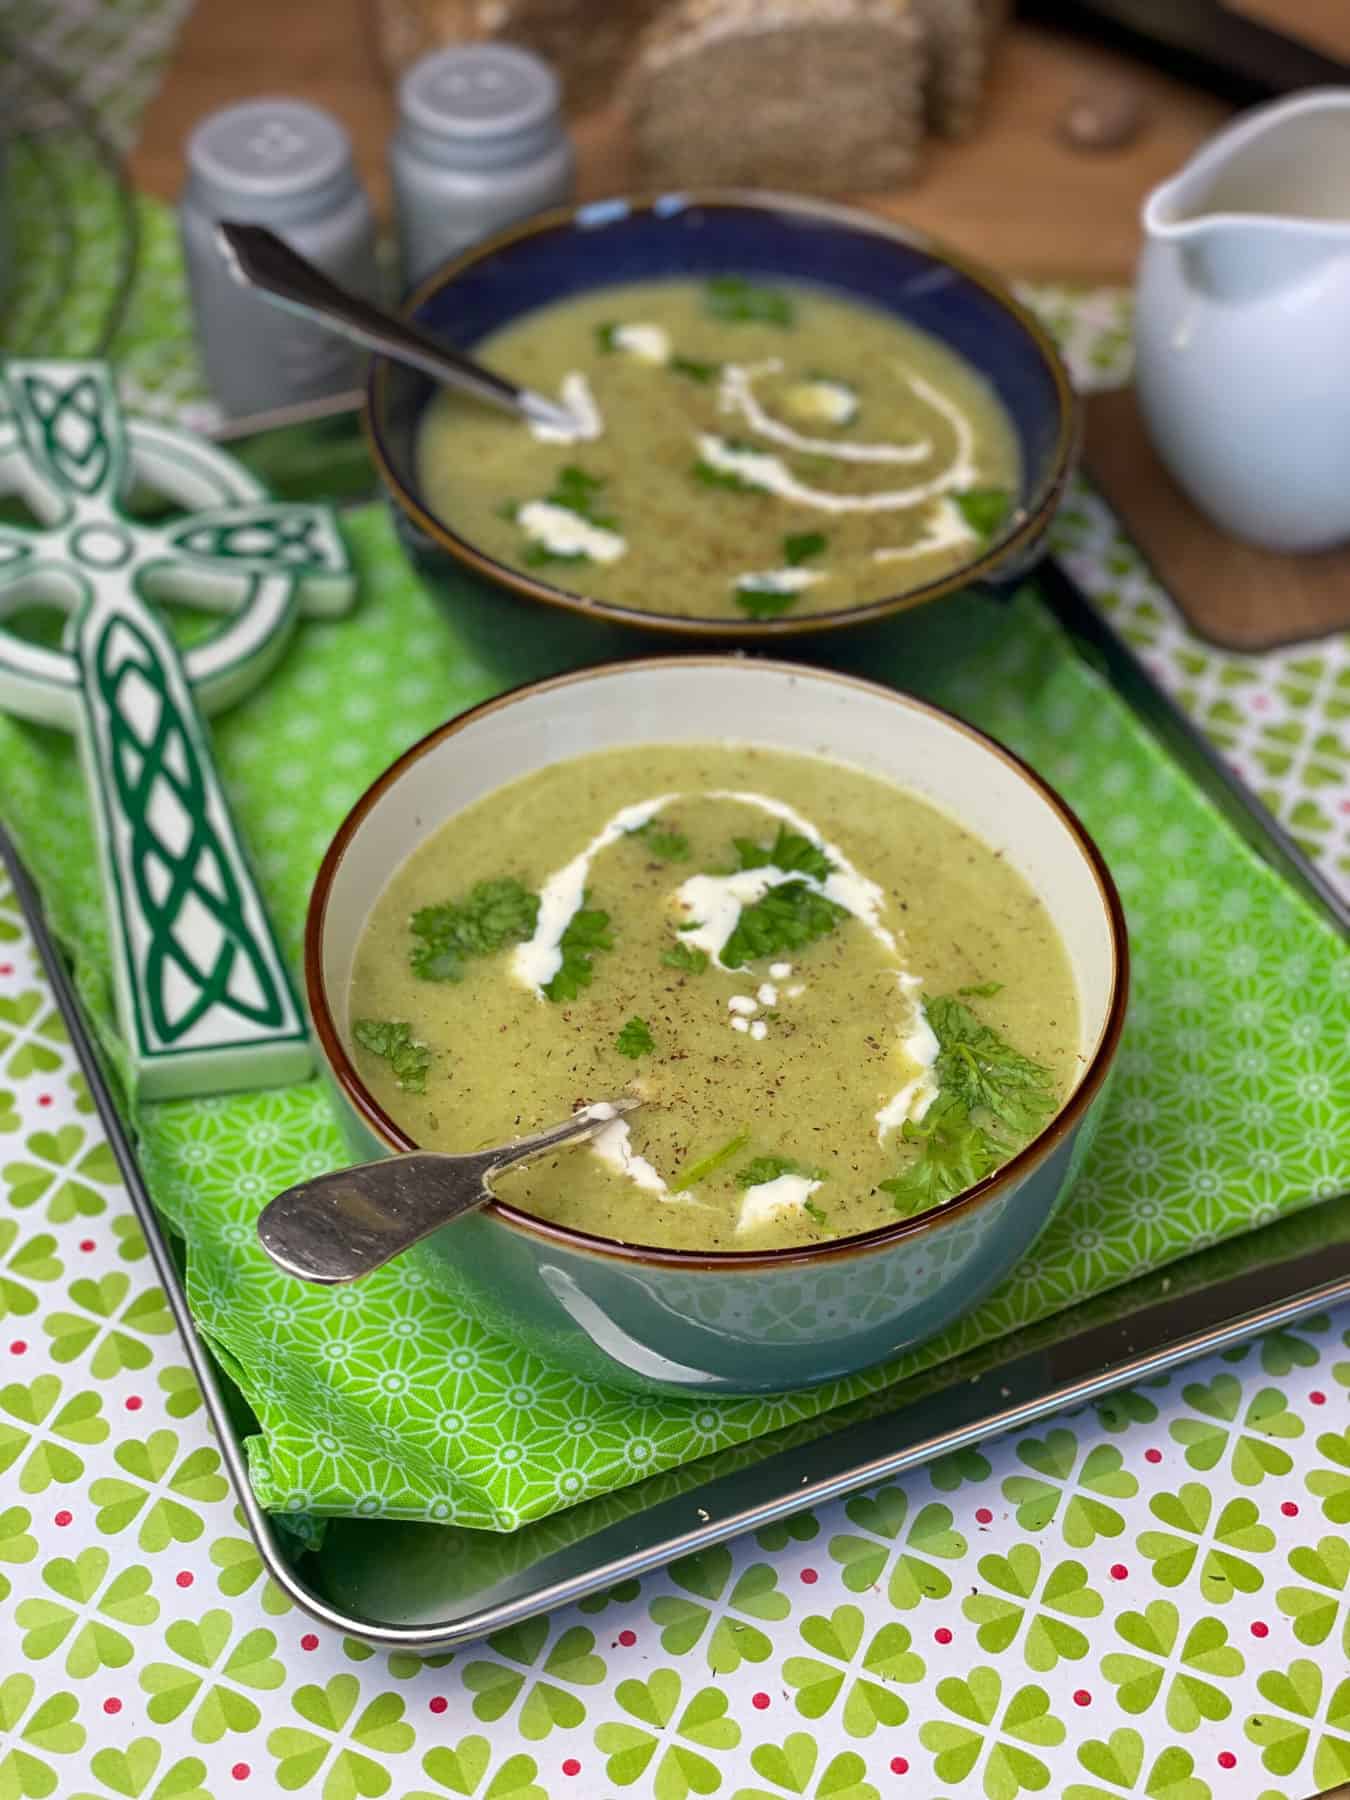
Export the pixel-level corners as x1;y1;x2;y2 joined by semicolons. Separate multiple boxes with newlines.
0;360;356;1099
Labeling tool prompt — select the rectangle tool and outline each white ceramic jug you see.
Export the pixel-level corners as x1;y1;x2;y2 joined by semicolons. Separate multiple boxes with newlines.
1136;88;1350;553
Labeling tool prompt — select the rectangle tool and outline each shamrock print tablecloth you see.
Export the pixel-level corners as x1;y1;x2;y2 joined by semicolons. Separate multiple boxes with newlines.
1;877;1349;1798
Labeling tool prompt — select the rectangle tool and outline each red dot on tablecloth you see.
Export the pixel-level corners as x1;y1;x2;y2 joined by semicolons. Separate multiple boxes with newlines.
37;1094;52;1108
1073;1690;1091;1707
800;1568;818;1584
1145;1448;1162;1464
175;1571;193;1588
1251;1621;1269;1638
1110;1564;1128;1581
103;1698;122;1715
1310;1391;1326;1405
0;964;13;976
54;1510;72;1527
562;1760;581;1777
889;1757;909;1775
975;1507;993;1524
934;1628;953;1645
752;1692;771;1710
618;1629;636;1647
1218;1752;1237;1771
9;1341;26;1356
231;1764;250;1782
79;1239;96;1253
125;1396;143;1412
300;1633;319;1651
429;1696;448;1715
1281;1501;1299;1517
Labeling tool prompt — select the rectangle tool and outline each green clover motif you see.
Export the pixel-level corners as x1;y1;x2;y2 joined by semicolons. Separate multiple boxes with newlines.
0;1374;108;1492
267;1674;414;1797
754;1511;819;1552
1168;1376;1303;1484
1307;1427;1350;1524
1243;1658;1350;1789
461;1616;605;1738
918;1666;1066;1798
0;1673;85;1799
158;1366;203;1419
140;1609;285;1743
89;1428;229;1550
112;1217;149;1262
1100;1601;1244;1729
404;1735;546;1800
1001;1429;1137;1544
209;1529;293;1615
67;1070;96;1117
1137;1484;1275;1601
826;1485;967;1607
0;1502;37;1603
1277;1535;1350;1654
649;1547;789;1670
15;1547;159;1677
0;991;66;1080
1064;1728;1211;1800
4;1125;118;1222
1252;1316;1328;1376
594;1669;740;1798
961;1545;1103;1669
578;1577;643;1613
929;1446;993;1490
70;1736;211;1800
0;1218;61;1320
1092;1389;1161;1434
0;1089;18;1135
781;1603;924;1736
385;1649;453;1680
0;888;21;945
41;1272;173;1376
732;1730;878;1800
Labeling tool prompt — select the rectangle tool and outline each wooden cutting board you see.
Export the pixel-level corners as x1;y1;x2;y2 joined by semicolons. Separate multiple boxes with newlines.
1084;386;1350;652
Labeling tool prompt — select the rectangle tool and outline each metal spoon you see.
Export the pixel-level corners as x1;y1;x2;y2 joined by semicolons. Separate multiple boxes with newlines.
257;1099;637;1285
215;221;578;435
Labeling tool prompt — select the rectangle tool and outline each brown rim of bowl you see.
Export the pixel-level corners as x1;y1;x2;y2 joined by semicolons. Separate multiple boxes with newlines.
364;188;1081;640
305;656;1130;1273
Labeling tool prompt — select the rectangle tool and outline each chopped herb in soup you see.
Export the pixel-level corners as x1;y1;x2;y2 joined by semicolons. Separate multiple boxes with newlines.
415;279;1021;621
348;745;1081;1253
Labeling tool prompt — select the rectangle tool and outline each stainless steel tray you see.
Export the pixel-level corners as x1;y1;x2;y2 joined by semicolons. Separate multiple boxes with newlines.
6;400;1346;1649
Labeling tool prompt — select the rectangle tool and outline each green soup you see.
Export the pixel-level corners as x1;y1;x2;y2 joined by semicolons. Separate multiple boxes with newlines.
416;278;1020;622
347;745;1080;1253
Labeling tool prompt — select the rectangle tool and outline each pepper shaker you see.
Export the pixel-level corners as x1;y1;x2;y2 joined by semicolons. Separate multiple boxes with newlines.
390;44;575;291
180;99;379;418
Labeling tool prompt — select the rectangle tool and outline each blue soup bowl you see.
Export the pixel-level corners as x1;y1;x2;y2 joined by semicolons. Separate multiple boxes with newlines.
367;191;1079;658
306;659;1127;1396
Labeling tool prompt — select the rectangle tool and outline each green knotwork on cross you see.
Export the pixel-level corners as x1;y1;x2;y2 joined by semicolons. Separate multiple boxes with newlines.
0;360;356;1099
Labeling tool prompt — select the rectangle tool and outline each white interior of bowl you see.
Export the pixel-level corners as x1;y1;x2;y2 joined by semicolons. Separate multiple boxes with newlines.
319;663;1118;1083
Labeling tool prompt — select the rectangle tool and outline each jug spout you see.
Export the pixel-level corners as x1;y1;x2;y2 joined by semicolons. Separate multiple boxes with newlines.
1144;206;1340;304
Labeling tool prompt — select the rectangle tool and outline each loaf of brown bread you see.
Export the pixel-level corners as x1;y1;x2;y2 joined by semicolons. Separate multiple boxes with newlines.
372;0;666;111
626;0;927;194
910;0;1010;137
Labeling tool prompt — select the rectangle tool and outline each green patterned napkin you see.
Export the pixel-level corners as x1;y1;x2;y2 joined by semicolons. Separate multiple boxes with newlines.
0;503;1344;1530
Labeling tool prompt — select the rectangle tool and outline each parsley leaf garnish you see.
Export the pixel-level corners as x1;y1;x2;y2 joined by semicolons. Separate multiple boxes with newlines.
734;1154;826;1187
546;465;616;527
733;825;833;883
616;1016;654;1058
879;1093;1001;1210
783;530;827;565
595;322;620;351
671;354;719;383
671;1131;750;1192
626;819;690;861
542;897;613;1002
721;880;847;969
523;543;588;566
958;981;1004;998
662;941;709;974
352;1019;432;1093
803;1199;829;1228
734;582;798;620
927;995;1058;1139
704;276;795;327
409;877;539;982
954;488;1012;539
693;457;759;492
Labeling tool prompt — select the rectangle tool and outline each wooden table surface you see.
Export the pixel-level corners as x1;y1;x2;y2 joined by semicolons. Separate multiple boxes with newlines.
131;0;1233;283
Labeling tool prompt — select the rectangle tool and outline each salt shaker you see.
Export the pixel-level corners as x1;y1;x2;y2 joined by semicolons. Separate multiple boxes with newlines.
181;99;379;418
390;44;575;291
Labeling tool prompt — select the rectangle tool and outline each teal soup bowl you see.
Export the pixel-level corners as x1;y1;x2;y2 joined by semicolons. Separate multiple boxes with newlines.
305;660;1127;1394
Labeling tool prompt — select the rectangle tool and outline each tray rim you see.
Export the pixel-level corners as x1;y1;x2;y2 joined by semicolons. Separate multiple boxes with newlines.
3;391;1346;1645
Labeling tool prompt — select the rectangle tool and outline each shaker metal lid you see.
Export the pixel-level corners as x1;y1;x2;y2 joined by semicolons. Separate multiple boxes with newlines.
399;43;561;141
187;98;355;200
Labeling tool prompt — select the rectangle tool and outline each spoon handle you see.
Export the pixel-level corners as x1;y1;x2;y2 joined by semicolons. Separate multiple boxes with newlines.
215;222;566;430
257;1101;634;1285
